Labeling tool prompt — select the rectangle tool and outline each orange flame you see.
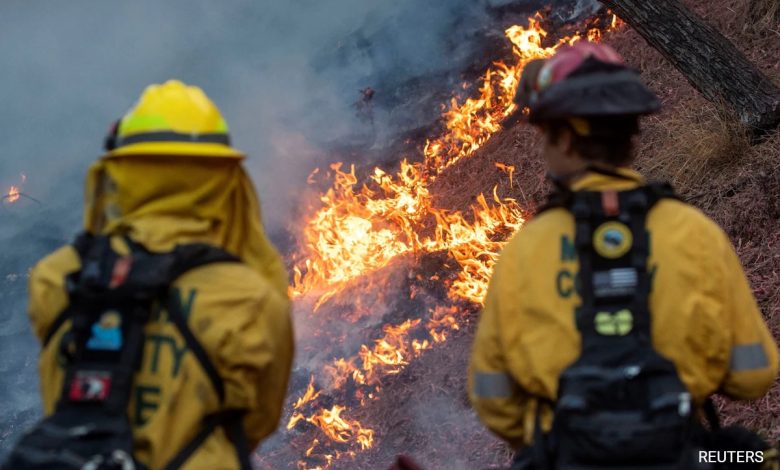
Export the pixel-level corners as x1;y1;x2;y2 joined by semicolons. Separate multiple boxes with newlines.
294;376;323;410
495;163;515;188
6;186;20;203
289;404;375;456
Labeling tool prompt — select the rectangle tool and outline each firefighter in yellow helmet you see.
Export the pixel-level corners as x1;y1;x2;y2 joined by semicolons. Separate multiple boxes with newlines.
20;80;293;469
469;43;778;469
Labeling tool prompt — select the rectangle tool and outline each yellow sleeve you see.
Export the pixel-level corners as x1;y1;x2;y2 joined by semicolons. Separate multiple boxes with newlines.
214;278;294;446
28;245;80;341
718;233;779;399
469;255;529;449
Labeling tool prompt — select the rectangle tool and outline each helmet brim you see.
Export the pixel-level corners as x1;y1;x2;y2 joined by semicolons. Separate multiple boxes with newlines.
102;141;245;159
528;69;661;124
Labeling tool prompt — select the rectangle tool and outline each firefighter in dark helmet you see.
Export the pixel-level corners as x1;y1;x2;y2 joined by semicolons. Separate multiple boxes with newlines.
10;80;293;469
469;42;778;469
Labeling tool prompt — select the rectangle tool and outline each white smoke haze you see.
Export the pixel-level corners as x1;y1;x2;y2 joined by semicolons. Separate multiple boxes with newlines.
0;0;593;461
558;0;601;21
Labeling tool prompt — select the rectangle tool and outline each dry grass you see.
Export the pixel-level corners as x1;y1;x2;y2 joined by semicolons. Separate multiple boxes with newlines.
638;102;751;191
741;0;780;36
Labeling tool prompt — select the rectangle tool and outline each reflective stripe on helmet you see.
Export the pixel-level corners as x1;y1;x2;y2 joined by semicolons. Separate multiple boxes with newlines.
114;131;231;149
119;114;171;136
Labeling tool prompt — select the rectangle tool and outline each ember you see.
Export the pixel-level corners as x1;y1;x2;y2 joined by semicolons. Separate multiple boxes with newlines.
5;186;20;204
3;173;31;206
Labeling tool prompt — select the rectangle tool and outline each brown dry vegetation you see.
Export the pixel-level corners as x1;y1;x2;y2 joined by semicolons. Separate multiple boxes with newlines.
614;0;780;437
344;0;780;468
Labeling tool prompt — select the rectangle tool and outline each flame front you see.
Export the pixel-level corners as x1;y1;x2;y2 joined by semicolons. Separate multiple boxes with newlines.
291;13;608;301
284;12;619;469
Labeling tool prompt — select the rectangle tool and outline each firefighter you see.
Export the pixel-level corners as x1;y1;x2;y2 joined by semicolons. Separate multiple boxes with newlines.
469;42;778;468
23;80;293;469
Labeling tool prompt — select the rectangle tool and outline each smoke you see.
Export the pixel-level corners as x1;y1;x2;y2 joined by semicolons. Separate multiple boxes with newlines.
0;0;594;459
0;0;491;454
563;0;601;20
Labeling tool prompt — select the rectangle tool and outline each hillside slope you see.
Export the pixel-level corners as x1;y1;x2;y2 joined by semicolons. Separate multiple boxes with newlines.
344;0;780;468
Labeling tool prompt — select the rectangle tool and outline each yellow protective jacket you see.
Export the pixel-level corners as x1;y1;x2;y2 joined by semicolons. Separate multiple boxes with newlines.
28;155;293;469
469;168;779;449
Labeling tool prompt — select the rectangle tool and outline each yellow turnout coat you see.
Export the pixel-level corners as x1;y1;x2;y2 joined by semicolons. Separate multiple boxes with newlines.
28;153;293;469
469;168;779;449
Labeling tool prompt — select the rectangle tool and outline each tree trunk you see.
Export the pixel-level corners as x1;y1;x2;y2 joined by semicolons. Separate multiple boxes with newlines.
600;0;780;141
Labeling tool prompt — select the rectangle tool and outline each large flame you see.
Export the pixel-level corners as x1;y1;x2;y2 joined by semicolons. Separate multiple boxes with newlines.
285;12;618;469
290;14;603;302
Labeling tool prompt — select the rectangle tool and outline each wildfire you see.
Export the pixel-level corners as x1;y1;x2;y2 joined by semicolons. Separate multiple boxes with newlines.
284;11;619;469
291;13;613;301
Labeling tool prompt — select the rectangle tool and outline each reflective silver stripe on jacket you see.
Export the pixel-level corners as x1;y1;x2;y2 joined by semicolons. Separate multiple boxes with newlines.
473;372;514;398
730;343;769;371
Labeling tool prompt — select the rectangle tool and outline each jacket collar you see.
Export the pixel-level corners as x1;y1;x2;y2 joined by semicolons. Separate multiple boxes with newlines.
569;166;645;192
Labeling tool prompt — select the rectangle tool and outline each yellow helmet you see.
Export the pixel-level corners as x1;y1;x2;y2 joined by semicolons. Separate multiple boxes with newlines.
104;79;244;159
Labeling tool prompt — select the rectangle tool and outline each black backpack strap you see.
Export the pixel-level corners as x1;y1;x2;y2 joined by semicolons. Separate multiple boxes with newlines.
43;304;75;348
536;178;679;217
702;397;721;431
163;242;240;404
42;232;99;348
544;183;701;468
532;399;555;470
645;181;680;204
537;188;573;215
162;411;250;470
572;187;660;349
546;182;679;334
165;285;226;403
53;233;153;415
42;234;251;469
224;413;252;470
155;244;253;470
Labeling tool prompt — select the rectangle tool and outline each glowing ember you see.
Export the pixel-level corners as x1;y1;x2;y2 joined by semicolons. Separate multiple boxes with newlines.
6;186;20;203
283;12;620;469
4;173;29;205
